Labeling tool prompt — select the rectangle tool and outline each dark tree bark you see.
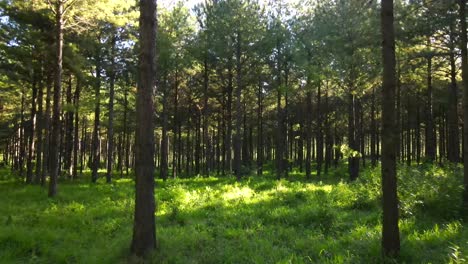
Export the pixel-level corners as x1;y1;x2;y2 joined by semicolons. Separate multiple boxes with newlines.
106;35;117;183
381;0;400;257
226;60;233;174
257;80;263;176
425;53;436;162
160;83;169;181
131;0;157;257
459;0;468;215
448;23;460;162
203;56;210;176
64;76;74;177
233;32;242;181
48;0;64;197
172;65;180;179
316;82;323;177
406;94;412;166
371;87;377;167
42;71;52;186
305;91;312;179
91;53;102;183
348;93;359;181
19;90;25;176
72;78;81;179
26;70;38;183
35;68;44;184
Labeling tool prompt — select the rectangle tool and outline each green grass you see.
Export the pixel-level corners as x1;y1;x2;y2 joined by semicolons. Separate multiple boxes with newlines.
0;164;467;263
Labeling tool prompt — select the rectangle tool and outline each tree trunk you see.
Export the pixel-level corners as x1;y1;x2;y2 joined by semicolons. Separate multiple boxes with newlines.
348;93;359;181
305;91;312;179
316;82;323;177
371;87;377;167
131;0;157;256
64;76;74;177
72;78;81;179
172;66;179;179
35;68;44;184
381;0;400;256
257;81;263;176
160;84;169;181
48;0;64;197
91;53;102;183
26;70;38;183
448;23;460;162
425;46;436;162
233;32;242;181
106;35;117;183
459;0;468;215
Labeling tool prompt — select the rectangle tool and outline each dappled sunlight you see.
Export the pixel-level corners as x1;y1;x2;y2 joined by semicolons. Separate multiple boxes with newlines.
0;164;467;263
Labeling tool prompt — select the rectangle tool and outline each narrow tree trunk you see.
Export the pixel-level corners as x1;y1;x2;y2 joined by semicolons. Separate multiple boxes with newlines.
305;91;312;179
91;54;102;183
106;35;117;183
233;32;242;181
448;24;460;162
72;78;81;179
371;87;377;167
34;68;44;184
131;0;157;256
160;86;169;181
172;66;179;179
348;92;359;181
317;82;323;177
48;1;63;197
203;56;210;176
381;0;400;256
459;0;468;215
64;76;74;177
26;70;38;183
42;71;52;186
257;81;263;176
425;47;436;162
19;90;25;176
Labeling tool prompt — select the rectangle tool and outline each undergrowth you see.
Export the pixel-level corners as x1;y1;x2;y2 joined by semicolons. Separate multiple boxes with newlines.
0;163;466;263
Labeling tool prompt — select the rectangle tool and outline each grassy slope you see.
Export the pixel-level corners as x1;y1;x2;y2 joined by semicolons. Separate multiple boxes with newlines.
0;164;467;264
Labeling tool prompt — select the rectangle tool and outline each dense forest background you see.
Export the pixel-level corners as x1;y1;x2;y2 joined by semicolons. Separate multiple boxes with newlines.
1;0;468;263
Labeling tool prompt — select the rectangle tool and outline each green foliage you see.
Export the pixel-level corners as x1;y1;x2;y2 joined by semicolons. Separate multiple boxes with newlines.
0;165;467;263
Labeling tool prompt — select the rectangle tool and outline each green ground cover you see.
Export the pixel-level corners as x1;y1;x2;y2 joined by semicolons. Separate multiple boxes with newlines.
0;164;467;263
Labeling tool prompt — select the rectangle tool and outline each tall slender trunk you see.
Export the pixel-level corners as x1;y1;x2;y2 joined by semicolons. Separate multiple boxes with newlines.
160;85;168;181
26;70;38;183
172;66;179;179
42;71;52;186
316;81;323;177
72;79;81;179
233;32;242;181
371;87;377;167
48;0;63;197
348;92;359;181
19;90;25;176
459;0;468;214
203;56;210;176
257;81;263;176
106;35;117;183
131;0;157;256
35;68;44;184
65;76;73;176
425;44;436;162
448;24;460;162
226;60;233;174
305;91;312;179
381;0;400;256
91;53;102;183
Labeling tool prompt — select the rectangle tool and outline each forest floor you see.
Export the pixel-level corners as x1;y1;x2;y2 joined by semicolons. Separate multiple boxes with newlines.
0;164;467;264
